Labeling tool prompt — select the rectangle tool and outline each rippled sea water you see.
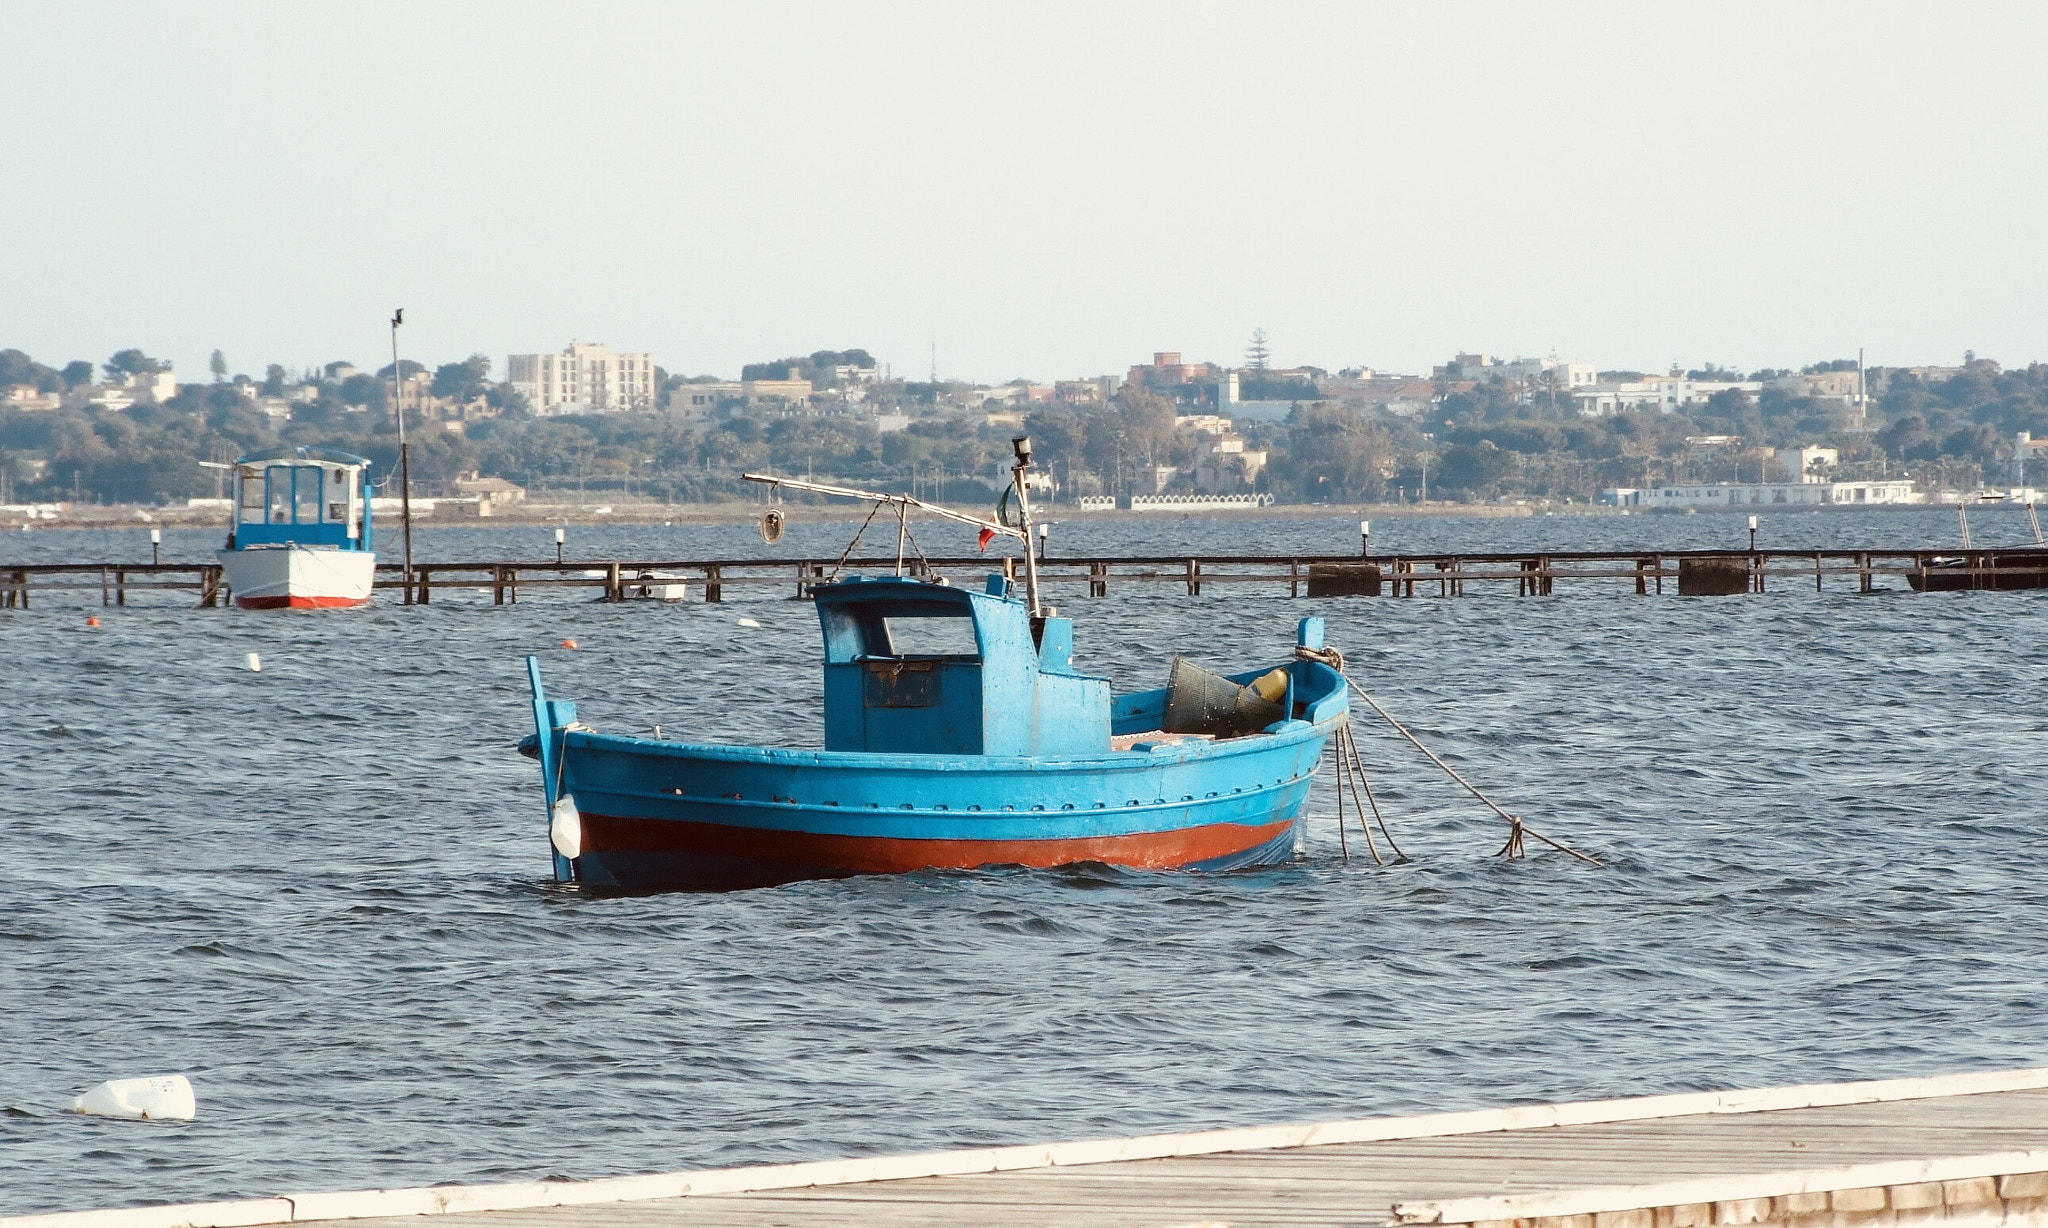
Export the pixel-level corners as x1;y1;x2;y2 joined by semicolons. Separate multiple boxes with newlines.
3;508;2046;1216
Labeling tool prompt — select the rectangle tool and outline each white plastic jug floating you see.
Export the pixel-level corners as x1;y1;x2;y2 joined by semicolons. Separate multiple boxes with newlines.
550;796;583;860
72;1075;196;1121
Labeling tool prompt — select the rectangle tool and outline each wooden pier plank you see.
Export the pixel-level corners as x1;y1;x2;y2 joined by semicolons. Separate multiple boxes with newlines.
301;1086;2048;1228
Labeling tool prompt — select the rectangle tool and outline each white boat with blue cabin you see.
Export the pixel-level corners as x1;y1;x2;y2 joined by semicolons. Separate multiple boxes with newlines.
217;448;376;609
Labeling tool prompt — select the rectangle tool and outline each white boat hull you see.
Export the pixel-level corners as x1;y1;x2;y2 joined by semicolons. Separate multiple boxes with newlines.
217;545;376;610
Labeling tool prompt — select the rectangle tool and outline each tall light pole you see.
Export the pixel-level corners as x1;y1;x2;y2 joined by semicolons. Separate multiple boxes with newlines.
391;308;414;605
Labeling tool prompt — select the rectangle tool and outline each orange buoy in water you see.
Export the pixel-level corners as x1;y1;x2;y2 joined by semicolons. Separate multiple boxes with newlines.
560;638;579;650
85;616;100;627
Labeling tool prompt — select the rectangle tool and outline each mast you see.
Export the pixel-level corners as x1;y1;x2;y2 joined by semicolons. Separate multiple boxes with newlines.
1010;435;1043;617
391;308;414;605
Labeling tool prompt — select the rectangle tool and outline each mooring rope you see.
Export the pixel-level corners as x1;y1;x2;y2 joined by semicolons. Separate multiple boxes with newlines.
1339;722;1406;861
1330;720;1380;864
1297;644;1602;867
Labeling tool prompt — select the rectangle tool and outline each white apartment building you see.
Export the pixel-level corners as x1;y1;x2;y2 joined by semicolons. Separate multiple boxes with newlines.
1436;355;1597;390
508;342;658;414
1575;377;1761;416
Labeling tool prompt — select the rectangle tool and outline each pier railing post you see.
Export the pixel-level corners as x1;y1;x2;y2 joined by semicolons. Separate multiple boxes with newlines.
705;565;722;603
605;562;621;602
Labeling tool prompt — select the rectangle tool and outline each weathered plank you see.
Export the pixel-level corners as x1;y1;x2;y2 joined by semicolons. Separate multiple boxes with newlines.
17;1072;2048;1228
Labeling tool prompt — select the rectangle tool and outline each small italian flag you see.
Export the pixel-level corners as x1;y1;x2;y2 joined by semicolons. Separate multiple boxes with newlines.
978;487;1017;551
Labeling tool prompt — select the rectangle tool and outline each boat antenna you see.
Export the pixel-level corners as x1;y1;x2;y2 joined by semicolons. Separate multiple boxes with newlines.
391;308;414;605
1010;435;1042;617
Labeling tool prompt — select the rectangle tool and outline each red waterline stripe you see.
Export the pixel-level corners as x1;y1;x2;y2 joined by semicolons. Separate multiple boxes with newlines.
581;812;1295;874
236;595;370;610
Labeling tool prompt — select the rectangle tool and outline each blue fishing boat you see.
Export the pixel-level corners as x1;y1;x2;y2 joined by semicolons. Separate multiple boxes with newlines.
520;438;1349;890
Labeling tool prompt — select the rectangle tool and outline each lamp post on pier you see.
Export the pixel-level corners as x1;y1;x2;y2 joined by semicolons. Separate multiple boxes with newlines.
391;308;414;606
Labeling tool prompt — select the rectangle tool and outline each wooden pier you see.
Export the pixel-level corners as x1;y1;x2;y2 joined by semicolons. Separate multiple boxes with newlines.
3;548;2046;608
14;1067;2048;1228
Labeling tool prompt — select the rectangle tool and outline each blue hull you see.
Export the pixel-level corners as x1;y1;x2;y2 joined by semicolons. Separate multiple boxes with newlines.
522;587;1353;891
558;715;1336;890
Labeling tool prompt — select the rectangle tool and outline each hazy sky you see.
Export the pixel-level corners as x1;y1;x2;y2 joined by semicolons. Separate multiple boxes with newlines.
4;1;2045;383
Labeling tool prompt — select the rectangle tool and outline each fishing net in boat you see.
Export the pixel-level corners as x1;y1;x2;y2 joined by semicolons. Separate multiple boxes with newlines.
1162;656;1284;739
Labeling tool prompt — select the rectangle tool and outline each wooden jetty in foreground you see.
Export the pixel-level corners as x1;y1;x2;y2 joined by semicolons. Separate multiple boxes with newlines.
17;1066;2048;1228
5;547;2048;608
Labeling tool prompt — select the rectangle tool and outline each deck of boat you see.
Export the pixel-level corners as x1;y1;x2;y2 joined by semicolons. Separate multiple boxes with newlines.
18;1068;2048;1228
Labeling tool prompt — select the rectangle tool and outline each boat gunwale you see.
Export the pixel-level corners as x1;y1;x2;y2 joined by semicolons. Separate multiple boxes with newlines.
563;709;1347;772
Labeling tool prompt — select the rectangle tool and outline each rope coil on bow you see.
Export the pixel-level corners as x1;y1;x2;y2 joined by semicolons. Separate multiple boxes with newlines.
1297;644;1601;868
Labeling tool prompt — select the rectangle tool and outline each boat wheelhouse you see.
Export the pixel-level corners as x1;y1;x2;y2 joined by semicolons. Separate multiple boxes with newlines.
217;448;376;610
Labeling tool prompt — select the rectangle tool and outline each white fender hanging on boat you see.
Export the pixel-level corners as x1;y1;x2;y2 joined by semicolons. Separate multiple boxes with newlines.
550;796;583;860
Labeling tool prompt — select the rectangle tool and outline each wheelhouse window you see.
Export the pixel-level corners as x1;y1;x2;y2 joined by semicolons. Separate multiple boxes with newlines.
294;467;322;523
267;467;292;522
880;614;979;659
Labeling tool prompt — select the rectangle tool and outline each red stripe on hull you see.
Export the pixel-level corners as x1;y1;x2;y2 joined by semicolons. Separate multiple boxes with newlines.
581;811;1293;876
236;594;372;610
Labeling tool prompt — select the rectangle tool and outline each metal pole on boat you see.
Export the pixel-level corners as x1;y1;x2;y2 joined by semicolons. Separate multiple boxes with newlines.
894;503;909;577
391;309;414;606
1010;436;1043;616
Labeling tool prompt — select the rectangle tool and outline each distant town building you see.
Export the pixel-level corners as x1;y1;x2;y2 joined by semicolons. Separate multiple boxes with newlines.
668;381;742;418
1431;354;1596;391
1193;434;1268;494
1575;377;1760;416
1127;351;1221;404
1619;480;1920;510
1770;367;1873;429
742;378;813;407
1054;377;1115;405
86;370;178;410
1776;446;1839;483
454;472;528;514
2015;432;2048;484
2;386;61;411
508;342;658;415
